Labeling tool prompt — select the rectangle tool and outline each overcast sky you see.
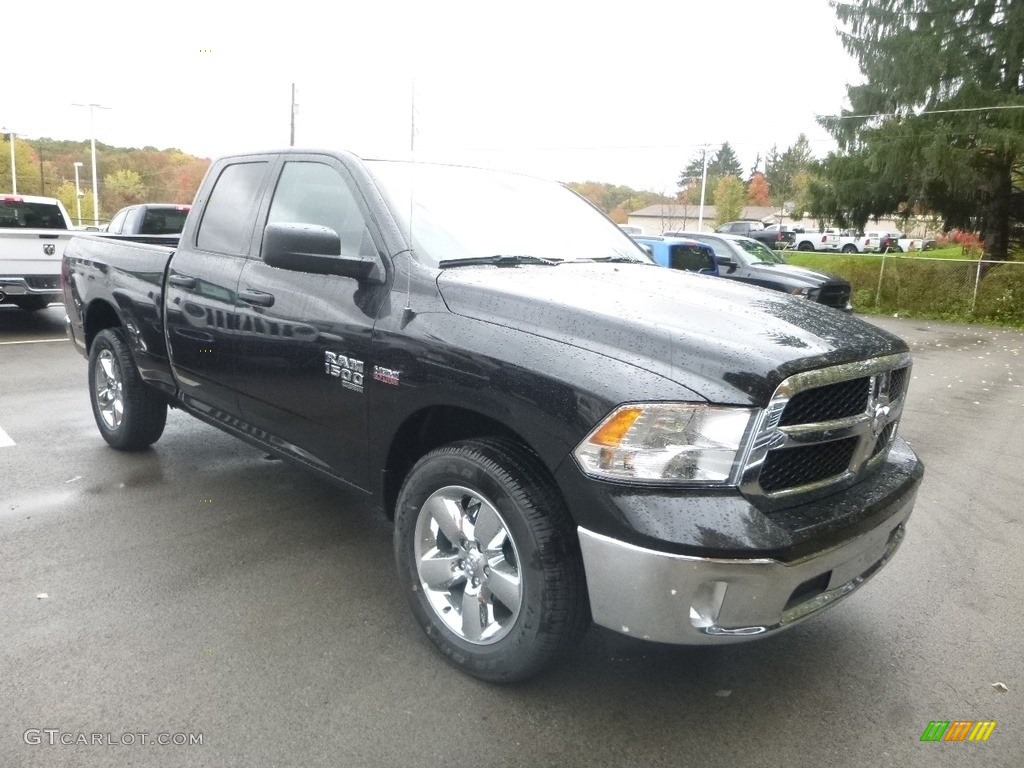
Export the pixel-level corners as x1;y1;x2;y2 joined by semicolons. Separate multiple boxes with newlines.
5;0;862;193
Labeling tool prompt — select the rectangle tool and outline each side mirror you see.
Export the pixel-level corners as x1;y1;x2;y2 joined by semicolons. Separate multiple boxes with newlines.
717;255;737;272
261;222;382;283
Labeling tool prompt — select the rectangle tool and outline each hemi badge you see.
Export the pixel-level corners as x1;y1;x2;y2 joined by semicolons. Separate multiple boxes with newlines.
373;366;401;386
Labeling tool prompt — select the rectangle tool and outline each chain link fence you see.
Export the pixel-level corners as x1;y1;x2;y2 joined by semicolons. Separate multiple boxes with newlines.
787;252;1024;326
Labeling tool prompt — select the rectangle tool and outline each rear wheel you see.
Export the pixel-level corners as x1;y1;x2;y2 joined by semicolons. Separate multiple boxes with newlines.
88;328;167;450
394;438;589;682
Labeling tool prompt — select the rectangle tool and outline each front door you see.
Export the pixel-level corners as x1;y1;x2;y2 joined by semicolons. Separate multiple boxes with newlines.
233;156;389;489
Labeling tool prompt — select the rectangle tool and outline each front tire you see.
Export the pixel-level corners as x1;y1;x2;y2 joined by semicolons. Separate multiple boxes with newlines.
842;244;858;254
797;241;814;252
394;438;588;682
88;328;167;450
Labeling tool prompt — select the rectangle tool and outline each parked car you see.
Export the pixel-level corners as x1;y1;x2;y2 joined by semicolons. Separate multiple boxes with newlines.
713;220;795;250
668;231;853;311
632;235;718;275
790;229;842;252
104;203;191;243
0;193;75;311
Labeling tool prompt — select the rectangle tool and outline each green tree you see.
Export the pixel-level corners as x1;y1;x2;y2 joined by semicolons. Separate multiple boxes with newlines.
766;134;815;206
103;169;146;215
714;176;747;225
819;0;1024;259
0;138;44;195
710;142;743;179
53;180;96;227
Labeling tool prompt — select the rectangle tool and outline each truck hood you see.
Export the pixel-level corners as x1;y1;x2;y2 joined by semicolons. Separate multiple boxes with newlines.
739;262;847;288
436;262;906;405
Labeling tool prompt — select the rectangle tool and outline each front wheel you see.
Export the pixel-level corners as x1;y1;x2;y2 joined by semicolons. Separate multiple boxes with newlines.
88;328;167;450
394;438;589;682
797;241;815;252
842;244;858;254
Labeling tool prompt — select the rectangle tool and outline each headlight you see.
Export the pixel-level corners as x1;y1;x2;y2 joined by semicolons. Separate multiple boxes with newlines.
788;286;820;300
573;403;755;484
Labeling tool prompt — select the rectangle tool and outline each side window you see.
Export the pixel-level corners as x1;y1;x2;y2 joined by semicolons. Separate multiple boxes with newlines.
669;245;715;272
123;208;140;233
267;162;376;258
107;209;129;234
196;162;268;255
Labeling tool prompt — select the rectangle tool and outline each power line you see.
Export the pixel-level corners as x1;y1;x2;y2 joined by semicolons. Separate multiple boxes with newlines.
820;104;1024;120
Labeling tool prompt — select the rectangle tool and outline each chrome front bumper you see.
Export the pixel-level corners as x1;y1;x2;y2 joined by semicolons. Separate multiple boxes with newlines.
578;493;914;644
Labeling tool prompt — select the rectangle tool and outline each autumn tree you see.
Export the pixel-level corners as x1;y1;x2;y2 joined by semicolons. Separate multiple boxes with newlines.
103;169;147;213
714;176;747;225
818;0;1024;258
747;173;771;206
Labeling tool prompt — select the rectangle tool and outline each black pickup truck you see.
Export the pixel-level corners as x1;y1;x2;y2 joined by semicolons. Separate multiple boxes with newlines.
63;149;924;682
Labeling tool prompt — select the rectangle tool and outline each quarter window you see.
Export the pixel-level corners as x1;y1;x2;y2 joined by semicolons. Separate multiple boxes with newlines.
196;162;268;255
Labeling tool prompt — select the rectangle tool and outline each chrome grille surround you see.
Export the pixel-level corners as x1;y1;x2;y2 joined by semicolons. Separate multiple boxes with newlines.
739;352;912;502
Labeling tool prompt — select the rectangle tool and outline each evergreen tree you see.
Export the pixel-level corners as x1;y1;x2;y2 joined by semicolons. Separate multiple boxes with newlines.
818;0;1024;258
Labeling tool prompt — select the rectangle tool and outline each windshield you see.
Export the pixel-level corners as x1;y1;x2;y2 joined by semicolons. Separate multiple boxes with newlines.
732;237;786;264
364;160;650;267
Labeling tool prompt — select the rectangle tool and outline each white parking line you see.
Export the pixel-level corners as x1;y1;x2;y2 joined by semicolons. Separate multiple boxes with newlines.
0;338;67;346
0;425;14;448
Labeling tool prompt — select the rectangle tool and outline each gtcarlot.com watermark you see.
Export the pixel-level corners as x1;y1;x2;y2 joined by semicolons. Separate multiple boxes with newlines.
24;729;203;747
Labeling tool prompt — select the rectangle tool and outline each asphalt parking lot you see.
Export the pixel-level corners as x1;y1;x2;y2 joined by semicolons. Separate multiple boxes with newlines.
1;304;1021;768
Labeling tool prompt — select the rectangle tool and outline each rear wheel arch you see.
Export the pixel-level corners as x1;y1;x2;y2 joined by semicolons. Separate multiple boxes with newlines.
84;300;122;352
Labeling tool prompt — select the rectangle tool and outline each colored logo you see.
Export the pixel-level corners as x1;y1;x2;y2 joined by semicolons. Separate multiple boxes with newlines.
920;721;996;742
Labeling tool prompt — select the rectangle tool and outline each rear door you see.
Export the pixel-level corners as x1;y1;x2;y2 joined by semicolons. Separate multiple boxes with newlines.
164;158;273;415
232;154;390;489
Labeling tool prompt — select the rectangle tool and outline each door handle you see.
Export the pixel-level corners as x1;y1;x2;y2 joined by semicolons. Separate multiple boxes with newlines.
238;289;275;307
168;274;197;289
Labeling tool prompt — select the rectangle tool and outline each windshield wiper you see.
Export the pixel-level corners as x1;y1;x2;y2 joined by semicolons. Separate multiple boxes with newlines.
438;254;562;268
583;256;648;263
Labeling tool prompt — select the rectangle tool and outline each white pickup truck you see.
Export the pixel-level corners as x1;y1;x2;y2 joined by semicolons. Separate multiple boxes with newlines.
0;194;76;312
791;228;841;252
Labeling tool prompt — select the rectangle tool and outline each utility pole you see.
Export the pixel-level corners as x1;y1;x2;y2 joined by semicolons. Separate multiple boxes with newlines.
2;127;17;193
697;146;710;232
290;84;296;147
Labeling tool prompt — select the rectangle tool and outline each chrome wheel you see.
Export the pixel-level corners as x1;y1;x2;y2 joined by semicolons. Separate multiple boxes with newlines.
413;485;523;645
93;348;124;430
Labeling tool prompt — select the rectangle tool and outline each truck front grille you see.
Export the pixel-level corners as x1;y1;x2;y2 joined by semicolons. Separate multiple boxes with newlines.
741;354;911;500
759;437;859;493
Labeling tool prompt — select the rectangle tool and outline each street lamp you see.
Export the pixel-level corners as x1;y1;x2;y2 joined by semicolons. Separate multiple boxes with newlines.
73;162;84;226
71;103;111;227
2;127;17;194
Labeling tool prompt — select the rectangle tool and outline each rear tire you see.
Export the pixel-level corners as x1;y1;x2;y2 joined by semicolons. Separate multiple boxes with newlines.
88;328;167;450
394;438;589;682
